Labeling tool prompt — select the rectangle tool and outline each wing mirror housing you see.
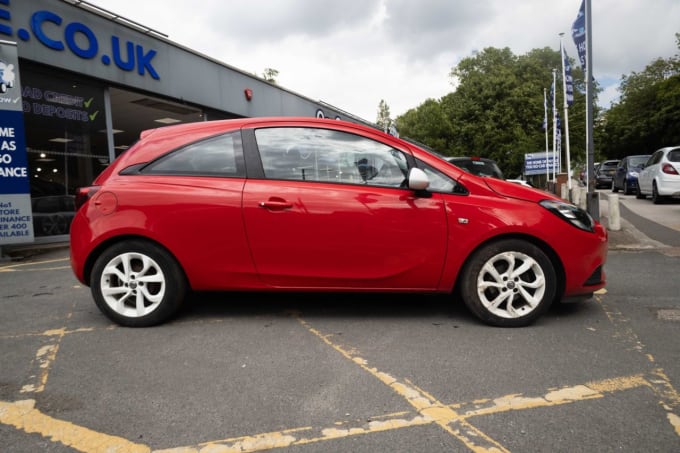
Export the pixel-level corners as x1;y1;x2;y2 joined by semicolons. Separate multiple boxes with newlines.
408;167;430;191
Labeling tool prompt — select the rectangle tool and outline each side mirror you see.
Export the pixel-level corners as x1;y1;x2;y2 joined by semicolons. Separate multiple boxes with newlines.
407;167;430;191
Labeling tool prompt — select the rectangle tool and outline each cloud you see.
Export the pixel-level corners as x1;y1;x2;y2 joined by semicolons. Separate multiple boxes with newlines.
383;0;494;60
87;0;680;120
198;0;382;42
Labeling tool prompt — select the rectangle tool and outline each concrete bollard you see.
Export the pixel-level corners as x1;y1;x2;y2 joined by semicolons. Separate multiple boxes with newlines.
561;183;568;200
572;186;580;206
608;193;621;231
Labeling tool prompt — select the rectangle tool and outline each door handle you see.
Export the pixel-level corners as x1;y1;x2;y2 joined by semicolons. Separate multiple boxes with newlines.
259;198;293;210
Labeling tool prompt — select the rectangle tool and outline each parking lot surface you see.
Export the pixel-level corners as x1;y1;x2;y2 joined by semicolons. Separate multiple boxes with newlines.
1;242;679;452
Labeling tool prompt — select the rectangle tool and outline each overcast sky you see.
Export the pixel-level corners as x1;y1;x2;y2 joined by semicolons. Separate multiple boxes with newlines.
88;0;679;122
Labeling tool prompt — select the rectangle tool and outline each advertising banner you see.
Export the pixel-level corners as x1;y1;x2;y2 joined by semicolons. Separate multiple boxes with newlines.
524;152;561;177
0;40;34;245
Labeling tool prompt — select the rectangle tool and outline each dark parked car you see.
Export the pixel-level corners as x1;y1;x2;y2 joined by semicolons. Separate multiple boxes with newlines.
595;160;619;189
70;117;607;328
446;157;504;179
612;155;650;195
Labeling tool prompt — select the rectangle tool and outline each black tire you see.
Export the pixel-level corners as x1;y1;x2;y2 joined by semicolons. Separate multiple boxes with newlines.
90;240;187;327
635;186;646;199
611;180;618;193
652;182;665;204
623;180;630;195
459;239;556;327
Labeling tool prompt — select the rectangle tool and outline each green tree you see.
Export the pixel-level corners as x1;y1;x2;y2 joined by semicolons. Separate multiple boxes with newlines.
599;33;680;158
262;68;279;83
398;46;590;177
376;99;392;132
397;99;454;152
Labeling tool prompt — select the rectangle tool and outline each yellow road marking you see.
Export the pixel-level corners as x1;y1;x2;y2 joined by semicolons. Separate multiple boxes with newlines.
459;374;649;418
596;294;680;430
2;265;73;272
1;370;674;453
0;327;97;341
296;317;509;453
2;292;679;451
0;399;150;453
20;328;68;394
0;257;69;272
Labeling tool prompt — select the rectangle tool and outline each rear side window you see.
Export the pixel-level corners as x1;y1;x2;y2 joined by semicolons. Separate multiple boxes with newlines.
143;132;245;177
668;149;680;162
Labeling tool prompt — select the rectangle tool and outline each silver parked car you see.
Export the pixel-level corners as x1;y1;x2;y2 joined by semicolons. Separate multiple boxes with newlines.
636;146;680;203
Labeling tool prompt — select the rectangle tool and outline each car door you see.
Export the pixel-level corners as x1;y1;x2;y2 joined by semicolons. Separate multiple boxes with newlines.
614;159;626;189
241;126;448;290
639;151;660;194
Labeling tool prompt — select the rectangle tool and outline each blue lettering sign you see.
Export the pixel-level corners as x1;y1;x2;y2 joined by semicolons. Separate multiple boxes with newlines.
65;22;98;59
31;10;64;51
7;5;160;80
112;36;135;71
136;46;158;78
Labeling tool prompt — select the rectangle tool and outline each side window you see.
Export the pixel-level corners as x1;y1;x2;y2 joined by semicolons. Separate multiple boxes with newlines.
644;153;656;167
255;127;408;188
417;159;468;195
143;132;244;177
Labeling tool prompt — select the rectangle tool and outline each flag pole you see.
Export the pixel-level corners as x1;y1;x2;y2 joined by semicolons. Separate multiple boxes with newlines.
584;0;597;218
552;68;557;182
544;88;549;185
560;33;573;199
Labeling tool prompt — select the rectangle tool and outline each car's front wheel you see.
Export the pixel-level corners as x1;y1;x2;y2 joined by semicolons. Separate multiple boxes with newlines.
90;240;187;327
459;239;556;327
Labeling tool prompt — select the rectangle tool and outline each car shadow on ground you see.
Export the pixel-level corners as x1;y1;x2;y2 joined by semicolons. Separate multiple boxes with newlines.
173;291;599;327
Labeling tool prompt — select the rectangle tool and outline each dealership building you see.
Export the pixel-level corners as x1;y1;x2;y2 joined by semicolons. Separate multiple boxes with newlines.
1;0;367;245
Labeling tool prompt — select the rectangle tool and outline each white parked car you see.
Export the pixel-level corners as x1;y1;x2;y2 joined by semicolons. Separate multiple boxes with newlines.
637;146;680;203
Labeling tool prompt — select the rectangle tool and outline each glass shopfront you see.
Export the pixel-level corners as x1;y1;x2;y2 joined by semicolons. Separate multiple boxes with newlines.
21;62;106;238
19;62;216;240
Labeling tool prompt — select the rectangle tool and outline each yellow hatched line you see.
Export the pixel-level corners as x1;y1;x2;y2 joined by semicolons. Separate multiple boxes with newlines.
0;399;150;453
295;317;510;453
596;293;680;431
2;293;678;451
0;370;667;453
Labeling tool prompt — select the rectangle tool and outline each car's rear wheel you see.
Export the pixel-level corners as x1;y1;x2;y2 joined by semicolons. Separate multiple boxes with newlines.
90;240;187;327
652;182;665;204
459;239;556;327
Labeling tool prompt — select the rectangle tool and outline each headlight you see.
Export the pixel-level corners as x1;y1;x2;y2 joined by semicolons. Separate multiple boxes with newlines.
629;171;639;177
539;200;595;232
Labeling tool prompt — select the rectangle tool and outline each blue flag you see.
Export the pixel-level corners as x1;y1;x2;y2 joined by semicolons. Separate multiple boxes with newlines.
542;93;548;130
563;47;574;106
571;0;586;71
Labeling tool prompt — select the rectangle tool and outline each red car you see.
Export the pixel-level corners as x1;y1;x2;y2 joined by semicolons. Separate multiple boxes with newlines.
70;117;607;327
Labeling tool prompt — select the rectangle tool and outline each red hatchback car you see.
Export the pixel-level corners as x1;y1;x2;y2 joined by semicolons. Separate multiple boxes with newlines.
70;117;607;327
